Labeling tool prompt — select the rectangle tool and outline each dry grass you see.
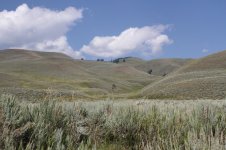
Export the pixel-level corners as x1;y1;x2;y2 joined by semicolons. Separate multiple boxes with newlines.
0;103;4;148
135;58;191;76
1;95;226;149
139;50;226;99
1;49;226;100
176;49;226;73
0;49;155;99
141;69;226;99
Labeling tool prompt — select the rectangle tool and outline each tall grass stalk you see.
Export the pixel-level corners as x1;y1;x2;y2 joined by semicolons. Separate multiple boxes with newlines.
1;95;226;149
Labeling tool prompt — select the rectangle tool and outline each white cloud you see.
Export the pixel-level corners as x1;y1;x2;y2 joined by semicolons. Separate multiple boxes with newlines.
18;36;82;58
202;48;209;53
0;4;82;58
81;25;173;58
0;4;173;59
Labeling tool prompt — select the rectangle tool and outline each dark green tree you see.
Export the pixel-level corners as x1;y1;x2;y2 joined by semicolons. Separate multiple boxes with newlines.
148;69;152;74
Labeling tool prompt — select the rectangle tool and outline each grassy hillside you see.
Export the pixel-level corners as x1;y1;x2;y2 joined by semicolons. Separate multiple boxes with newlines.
0;49;156;100
176;50;226;73
141;50;226;99
135;58;192;76
2;49;226;100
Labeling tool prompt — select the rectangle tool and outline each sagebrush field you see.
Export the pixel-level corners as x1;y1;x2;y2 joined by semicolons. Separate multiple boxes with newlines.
1;95;226;149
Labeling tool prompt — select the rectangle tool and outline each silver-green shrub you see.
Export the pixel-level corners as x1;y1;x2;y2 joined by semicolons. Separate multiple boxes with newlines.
1;95;226;149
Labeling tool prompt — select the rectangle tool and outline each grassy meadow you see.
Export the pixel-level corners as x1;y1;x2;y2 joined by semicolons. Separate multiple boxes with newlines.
1;95;226;149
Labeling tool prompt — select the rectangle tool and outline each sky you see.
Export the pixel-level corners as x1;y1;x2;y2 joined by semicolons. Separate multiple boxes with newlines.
0;0;226;60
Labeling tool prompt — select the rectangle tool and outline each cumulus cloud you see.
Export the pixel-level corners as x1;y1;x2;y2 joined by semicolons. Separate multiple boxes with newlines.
0;4;82;58
80;25;173;58
202;48;209;53
0;4;173;59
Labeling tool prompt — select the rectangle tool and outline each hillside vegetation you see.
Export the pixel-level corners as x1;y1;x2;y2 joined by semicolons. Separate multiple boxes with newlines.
177;50;226;73
135;58;192;76
141;50;226;99
0;49;156;100
1;49;226;99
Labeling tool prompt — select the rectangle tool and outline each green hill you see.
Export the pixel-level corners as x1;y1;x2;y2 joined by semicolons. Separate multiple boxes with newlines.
176;50;226;73
135;58;192;76
0;49;156;100
140;50;226;99
2;49;226;100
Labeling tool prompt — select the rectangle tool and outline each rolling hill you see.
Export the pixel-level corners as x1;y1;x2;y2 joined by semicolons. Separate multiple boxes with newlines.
176;50;226;73
140;50;226;99
135;58;192;76
0;49;156;100
114;57;191;76
1;49;226;100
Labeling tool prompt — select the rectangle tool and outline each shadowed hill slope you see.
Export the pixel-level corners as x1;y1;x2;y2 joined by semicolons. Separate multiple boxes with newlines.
141;50;226;99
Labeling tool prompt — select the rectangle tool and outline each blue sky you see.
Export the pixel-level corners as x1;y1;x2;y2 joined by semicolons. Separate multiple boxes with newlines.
0;0;226;60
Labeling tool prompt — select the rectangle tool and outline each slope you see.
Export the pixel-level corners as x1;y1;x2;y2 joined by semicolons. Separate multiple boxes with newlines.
176;50;226;73
135;58;192;76
140;50;226;99
0;49;155;100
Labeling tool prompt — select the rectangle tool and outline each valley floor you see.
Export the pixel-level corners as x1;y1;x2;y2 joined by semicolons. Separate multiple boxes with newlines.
0;95;226;149
0;105;3;149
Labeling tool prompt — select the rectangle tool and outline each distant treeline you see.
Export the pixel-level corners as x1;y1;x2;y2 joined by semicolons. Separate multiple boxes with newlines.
112;57;132;63
96;57;133;63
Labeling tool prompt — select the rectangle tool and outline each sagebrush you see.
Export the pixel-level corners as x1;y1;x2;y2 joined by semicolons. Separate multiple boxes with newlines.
1;95;226;149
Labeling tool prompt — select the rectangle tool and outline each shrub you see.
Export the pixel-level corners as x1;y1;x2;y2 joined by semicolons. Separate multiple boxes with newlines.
1;95;226;149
